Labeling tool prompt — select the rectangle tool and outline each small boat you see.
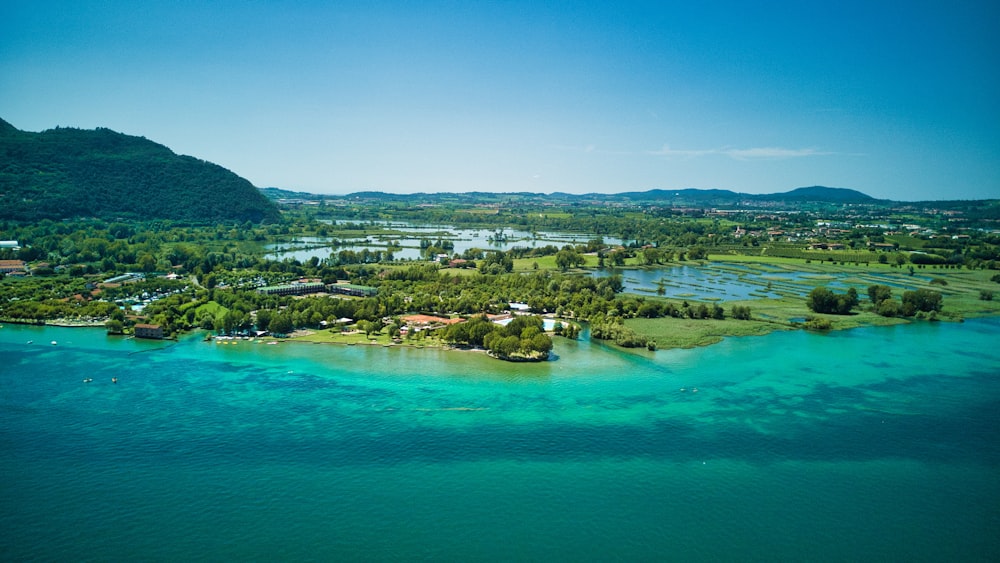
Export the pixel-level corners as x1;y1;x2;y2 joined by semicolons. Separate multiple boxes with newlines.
51;340;57;345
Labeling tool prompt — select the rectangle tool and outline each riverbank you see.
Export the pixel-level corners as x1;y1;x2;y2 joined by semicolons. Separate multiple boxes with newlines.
260;329;551;362
275;328;446;349
0;316;107;328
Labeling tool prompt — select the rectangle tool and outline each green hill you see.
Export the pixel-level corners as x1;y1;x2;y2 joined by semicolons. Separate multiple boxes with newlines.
0;118;279;223
771;186;877;203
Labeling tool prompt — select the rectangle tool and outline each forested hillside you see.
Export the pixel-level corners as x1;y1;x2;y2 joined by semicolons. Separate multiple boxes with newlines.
0;118;279;223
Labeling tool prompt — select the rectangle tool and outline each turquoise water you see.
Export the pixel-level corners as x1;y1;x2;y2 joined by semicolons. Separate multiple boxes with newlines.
2;319;999;561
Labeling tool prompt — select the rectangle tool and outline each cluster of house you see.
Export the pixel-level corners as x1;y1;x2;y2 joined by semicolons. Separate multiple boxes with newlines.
394;303;531;336
397;314;464;336
727;219;954;249
103;272;145;284
255;280;378;297
0;260;27;276
1;241;25;276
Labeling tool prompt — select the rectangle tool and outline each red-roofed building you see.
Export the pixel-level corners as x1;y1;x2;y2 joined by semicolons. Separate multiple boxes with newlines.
0;260;26;274
401;314;464;327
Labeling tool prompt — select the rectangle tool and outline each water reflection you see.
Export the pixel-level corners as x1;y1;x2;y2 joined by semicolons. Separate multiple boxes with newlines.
266;223;623;262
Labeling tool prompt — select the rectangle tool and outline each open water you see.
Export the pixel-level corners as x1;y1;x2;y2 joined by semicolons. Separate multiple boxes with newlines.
2;319;999;561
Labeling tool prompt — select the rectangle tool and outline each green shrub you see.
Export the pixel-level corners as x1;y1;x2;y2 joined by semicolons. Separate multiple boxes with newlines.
804;316;832;330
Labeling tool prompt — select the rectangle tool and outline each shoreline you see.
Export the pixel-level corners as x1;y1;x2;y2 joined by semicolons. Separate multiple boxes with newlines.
5;307;996;356
0;317;107;328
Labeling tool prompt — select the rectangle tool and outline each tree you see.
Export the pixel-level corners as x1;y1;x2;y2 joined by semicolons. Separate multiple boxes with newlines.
902;289;942;315
528;333;553;353
868;284;892;306
806;286;858;315
563;323;580;339
467;317;495;346
638;301;661;318
845;287;859;311
442;321;469;344
255;309;272;331
687;246;708;260
268;313;293;336
494;335;521;356
642;247;660;265
806;287;836;313
555;249;584;272
876;299;902;317
712;304;725;320
730;305;751;320
222;310;238;334
358;319;384;337
106;319;124;334
137;253;157;272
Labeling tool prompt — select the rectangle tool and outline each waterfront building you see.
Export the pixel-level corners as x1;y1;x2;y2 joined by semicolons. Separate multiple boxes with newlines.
134;324;164;339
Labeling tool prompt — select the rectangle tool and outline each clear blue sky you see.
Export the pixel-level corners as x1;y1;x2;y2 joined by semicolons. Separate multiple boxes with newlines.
2;0;998;200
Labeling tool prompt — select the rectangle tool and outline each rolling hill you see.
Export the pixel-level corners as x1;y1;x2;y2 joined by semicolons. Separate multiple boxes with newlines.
262;185;881;207
0;118;279;223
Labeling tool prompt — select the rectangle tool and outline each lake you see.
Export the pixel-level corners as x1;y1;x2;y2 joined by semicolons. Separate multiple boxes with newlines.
2;319;998;561
266;224;623;263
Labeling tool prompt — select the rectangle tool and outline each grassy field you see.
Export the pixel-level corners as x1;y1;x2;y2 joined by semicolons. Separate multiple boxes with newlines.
626;315;794;349
180;299;229;317
284;327;445;349
622;257;1000;350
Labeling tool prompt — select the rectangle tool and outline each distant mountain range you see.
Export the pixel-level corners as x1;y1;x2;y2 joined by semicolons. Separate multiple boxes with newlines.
264;186;998;223
262;185;881;206
2;118;991;225
597;186;879;204
0;119;279;222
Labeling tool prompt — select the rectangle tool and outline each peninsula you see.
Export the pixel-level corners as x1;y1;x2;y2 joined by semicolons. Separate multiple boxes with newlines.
2;121;999;358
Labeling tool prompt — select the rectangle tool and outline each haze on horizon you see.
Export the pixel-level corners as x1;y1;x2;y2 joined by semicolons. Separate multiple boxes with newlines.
2;1;998;201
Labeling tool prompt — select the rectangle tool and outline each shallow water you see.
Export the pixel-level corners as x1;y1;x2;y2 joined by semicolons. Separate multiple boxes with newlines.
2;319;999;561
593;263;938;301
266;225;622;262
